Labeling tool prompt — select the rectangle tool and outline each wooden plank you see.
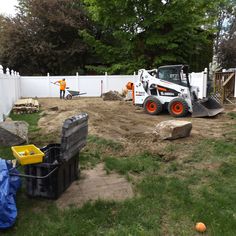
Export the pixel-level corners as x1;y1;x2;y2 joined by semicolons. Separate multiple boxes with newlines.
33;100;39;107
223;73;234;87
14;99;29;106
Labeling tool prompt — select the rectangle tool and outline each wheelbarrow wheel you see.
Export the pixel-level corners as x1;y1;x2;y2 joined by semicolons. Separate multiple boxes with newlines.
66;94;72;100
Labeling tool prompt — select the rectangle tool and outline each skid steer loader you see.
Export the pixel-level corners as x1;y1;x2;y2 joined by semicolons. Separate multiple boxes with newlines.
132;65;224;117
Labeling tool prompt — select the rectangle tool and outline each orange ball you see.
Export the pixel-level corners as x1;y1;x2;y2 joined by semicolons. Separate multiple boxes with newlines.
195;222;206;232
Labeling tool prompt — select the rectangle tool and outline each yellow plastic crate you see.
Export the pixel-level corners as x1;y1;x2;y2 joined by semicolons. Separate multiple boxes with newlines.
11;144;45;165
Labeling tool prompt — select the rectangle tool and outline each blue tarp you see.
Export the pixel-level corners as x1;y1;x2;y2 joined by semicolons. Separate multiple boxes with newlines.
0;158;21;229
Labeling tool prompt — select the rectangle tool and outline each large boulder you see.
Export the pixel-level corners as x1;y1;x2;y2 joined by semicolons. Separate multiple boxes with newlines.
0;120;29;146
154;120;192;140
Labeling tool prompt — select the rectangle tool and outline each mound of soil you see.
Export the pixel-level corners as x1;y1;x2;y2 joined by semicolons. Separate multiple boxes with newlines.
102;91;124;101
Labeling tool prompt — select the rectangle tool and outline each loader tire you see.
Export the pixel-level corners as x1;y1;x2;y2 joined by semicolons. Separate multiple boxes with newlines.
168;98;189;117
144;96;162;115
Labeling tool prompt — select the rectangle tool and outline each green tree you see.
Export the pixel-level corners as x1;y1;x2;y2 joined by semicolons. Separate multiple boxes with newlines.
219;15;236;68
0;0;231;75
212;0;236;57
0;0;93;75
216;0;236;68
82;0;226;73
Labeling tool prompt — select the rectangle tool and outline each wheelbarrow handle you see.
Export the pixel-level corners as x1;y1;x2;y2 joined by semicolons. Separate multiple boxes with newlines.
9;166;59;179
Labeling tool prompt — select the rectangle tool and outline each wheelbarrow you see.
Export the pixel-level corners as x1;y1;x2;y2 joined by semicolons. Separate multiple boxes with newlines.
65;88;87;100
50;82;86;100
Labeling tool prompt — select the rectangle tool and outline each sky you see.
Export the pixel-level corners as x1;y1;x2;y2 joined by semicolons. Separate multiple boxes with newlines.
0;0;18;16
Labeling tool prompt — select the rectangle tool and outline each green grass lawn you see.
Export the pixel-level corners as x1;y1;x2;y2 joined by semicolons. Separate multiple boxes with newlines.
0;113;236;235
10;112;41;132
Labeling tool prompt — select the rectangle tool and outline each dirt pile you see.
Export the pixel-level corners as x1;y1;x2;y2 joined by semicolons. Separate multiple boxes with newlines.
102;91;124;101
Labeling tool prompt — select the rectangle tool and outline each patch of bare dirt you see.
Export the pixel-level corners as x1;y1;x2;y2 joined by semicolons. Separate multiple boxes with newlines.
56;164;134;209
38;98;235;156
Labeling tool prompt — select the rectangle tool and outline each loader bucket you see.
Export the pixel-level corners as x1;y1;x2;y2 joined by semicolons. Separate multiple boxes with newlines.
192;96;224;118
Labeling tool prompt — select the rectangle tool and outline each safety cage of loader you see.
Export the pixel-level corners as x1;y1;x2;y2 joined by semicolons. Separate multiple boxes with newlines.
156;65;190;88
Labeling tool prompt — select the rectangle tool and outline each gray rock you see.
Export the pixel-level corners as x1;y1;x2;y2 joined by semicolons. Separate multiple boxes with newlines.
154;120;192;140
0;120;29;146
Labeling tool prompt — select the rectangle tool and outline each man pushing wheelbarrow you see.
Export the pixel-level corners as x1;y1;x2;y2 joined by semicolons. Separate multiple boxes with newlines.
53;79;86;100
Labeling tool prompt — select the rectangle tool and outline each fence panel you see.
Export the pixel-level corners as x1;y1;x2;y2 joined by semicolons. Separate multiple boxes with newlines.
78;76;105;97
189;72;207;99
106;75;138;93
21;77;50;98
0;72;21;122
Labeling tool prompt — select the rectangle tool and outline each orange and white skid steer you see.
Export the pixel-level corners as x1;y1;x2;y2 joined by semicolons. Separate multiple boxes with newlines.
131;65;224;117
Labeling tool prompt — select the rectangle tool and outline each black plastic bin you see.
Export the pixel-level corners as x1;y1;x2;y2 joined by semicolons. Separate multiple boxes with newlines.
24;113;88;199
24;144;79;199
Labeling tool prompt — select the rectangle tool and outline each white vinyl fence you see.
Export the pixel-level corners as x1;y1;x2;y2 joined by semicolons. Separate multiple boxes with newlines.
20;74;137;98
20;72;208;99
189;70;207;99
0;66;21;122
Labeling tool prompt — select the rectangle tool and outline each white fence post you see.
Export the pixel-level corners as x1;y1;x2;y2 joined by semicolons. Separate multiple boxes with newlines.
105;72;108;93
101;79;103;97
48;73;51;97
76;72;80;92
